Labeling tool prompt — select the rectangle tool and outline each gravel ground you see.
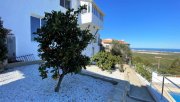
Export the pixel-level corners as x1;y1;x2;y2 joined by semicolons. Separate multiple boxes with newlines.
84;65;124;80
0;65;114;102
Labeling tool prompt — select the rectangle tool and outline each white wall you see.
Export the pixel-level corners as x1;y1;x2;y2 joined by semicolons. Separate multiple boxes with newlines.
136;73;169;102
152;72;180;84
79;1;103;29
0;0;67;59
82;26;100;57
0;0;102;59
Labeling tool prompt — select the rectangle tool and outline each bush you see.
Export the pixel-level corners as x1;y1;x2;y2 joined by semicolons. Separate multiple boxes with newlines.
0;17;10;71
0;18;10;61
91;51;118;71
111;40;132;64
135;63;152;81
133;56;152;67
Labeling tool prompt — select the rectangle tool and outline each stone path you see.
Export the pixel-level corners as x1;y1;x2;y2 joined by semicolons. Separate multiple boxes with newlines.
124;65;155;102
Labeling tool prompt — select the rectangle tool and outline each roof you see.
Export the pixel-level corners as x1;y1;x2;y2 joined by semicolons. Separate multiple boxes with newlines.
118;40;129;45
102;39;129;45
102;39;113;44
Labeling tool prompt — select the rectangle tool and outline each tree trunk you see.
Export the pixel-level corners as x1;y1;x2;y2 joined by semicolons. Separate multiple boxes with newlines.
55;74;65;92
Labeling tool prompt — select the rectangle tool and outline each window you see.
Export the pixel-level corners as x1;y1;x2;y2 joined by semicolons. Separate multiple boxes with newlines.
31;16;45;41
31;16;40;41
88;4;90;13
60;0;64;7
82;5;87;14
94;36;97;43
92;47;95;56
60;0;71;9
92;5;103;21
92;6;94;14
41;19;46;26
100;14;104;21
106;45;110;49
65;0;70;9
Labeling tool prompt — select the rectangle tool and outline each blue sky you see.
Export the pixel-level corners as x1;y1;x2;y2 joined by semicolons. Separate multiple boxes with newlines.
95;0;180;49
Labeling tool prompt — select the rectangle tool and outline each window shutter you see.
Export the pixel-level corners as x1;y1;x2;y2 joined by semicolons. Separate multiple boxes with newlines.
31;16;40;41
60;0;64;7
65;0;70;9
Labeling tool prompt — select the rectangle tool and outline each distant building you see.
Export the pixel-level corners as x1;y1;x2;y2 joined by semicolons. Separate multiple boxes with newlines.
101;39;130;52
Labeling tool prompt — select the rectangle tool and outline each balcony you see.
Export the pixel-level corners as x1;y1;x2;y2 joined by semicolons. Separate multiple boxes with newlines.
79;1;104;29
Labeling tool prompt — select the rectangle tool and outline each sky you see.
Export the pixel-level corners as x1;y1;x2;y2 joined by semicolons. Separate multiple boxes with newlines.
94;0;180;49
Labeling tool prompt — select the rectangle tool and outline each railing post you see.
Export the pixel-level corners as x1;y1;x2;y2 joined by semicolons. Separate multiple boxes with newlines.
161;76;165;99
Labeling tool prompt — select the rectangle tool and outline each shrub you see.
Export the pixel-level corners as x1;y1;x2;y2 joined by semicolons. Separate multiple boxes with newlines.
170;59;180;69
111;40;132;64
0;17;10;71
0;18;10;62
133;56;152;67
91;51;118;71
135;63;152;81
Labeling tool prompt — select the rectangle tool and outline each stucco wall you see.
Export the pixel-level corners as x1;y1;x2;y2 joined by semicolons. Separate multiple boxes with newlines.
152;72;180;84
136;73;169;102
0;0;101;59
82;27;100;57
0;0;67;59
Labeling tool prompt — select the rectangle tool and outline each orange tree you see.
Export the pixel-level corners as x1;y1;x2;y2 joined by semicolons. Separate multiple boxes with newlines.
34;6;93;92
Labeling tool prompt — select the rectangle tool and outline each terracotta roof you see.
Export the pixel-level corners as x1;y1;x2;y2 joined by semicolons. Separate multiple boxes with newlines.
102;39;129;45
118;40;128;44
102;39;113;44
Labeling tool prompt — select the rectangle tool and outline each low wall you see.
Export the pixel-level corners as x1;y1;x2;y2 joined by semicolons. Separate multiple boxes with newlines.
136;73;169;102
5;60;43;69
81;71;129;102
152;72;180;84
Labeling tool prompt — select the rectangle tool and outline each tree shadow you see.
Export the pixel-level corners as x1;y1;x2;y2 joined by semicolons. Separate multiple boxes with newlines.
0;64;169;102
0;64;126;101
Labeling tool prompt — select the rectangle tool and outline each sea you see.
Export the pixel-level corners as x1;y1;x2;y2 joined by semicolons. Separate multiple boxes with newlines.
131;48;180;53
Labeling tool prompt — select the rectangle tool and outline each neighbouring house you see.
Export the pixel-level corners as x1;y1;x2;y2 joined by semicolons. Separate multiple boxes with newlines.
101;39;130;52
0;0;104;61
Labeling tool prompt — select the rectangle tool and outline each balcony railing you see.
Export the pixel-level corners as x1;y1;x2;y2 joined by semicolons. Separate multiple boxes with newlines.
92;3;104;21
79;2;104;29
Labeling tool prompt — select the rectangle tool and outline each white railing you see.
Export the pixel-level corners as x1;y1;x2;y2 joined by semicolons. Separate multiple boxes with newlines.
133;65;180;102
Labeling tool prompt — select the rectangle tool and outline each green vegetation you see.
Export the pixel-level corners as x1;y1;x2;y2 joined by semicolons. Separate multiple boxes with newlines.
111;40;132;64
0;18;10;61
133;52;180;75
34;6;93;92
135;63;152;81
160;58;180;75
92;40;132;72
0;18;10;71
91;51;122;72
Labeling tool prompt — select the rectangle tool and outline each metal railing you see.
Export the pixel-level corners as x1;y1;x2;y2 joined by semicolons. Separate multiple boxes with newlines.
16;54;35;62
151;75;179;102
133;64;180;102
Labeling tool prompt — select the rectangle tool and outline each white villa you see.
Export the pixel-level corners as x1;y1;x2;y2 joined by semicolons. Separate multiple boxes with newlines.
0;0;104;60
